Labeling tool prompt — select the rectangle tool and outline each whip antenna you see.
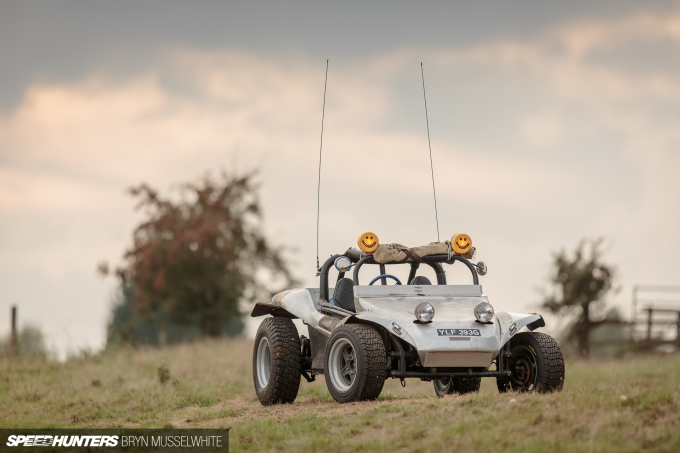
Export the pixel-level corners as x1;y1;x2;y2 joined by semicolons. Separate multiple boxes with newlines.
316;59;329;271
421;62;440;242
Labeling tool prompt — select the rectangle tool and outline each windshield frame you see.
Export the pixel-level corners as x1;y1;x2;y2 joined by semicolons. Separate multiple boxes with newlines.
352;254;479;286
317;251;480;304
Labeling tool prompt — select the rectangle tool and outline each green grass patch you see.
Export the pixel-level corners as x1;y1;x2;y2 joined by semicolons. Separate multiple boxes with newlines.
177;392;219;408
1;338;679;452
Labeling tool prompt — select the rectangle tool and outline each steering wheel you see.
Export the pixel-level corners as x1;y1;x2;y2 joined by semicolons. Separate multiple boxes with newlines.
368;274;402;285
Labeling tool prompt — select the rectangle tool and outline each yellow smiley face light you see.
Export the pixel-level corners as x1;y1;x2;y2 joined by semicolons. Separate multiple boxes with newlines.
358;232;379;253
451;233;472;254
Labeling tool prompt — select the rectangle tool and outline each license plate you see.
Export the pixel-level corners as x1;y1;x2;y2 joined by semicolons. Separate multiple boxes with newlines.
437;328;480;336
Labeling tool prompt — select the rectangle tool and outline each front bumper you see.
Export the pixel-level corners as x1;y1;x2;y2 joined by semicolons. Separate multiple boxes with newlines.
409;320;501;367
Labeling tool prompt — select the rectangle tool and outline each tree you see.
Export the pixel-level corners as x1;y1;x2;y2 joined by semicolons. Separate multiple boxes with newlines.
107;172;293;342
541;238;618;358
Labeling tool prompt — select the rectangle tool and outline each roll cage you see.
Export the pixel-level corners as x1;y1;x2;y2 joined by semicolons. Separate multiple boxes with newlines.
317;248;480;304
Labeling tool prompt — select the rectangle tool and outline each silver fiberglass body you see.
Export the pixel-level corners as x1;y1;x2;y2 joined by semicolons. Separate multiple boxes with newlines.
250;247;565;406
254;283;543;369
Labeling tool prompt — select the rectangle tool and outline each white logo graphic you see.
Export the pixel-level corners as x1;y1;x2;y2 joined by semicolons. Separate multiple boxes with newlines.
6;435;119;447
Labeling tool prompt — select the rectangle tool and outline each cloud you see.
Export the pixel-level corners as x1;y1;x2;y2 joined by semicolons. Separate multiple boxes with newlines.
519;112;568;148
425;10;680;104
1;7;679;353
0;167;99;212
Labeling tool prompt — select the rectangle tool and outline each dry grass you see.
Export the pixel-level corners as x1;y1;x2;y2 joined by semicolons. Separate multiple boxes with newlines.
1;337;679;452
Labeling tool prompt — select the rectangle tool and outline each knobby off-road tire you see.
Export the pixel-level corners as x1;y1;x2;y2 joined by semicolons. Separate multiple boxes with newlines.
496;331;565;394
433;376;481;397
253;317;301;405
324;324;386;403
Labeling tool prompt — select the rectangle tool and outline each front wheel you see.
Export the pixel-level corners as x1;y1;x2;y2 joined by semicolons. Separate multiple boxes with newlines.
324;324;386;403
433;376;481;397
497;331;565;393
253;317;301;405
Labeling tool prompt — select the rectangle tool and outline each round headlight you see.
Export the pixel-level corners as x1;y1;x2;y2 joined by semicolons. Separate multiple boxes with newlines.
415;302;435;323
474;302;494;323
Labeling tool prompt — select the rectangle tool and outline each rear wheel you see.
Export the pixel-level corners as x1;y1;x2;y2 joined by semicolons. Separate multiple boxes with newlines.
497;331;565;393
253;317;301;405
433;376;481;396
324;324;386;403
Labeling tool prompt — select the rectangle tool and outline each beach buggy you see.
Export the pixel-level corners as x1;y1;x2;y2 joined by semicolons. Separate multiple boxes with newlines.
251;233;565;404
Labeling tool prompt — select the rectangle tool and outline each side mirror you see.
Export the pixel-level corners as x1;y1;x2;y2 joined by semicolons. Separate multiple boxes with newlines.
474;261;487;276
334;256;353;272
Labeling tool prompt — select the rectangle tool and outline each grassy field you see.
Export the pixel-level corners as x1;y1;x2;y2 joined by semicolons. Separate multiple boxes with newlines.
2;338;679;452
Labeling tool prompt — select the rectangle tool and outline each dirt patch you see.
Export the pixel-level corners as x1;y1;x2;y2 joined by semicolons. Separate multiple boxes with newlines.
171;394;441;428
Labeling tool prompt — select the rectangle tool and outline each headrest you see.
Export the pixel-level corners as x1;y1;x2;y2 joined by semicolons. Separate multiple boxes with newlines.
410;276;432;285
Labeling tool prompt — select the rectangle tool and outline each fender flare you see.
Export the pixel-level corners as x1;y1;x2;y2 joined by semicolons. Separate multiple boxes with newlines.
250;288;325;328
496;311;545;348
250;302;297;318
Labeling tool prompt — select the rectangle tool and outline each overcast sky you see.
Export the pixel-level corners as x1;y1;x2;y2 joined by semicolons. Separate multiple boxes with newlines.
1;1;679;357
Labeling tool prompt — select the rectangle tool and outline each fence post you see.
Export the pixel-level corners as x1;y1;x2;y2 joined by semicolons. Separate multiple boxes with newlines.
630;285;637;341
10;305;18;355
646;308;653;341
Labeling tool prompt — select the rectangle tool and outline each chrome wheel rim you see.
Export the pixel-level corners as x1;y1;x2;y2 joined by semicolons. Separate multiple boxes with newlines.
328;338;357;393
256;336;271;388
